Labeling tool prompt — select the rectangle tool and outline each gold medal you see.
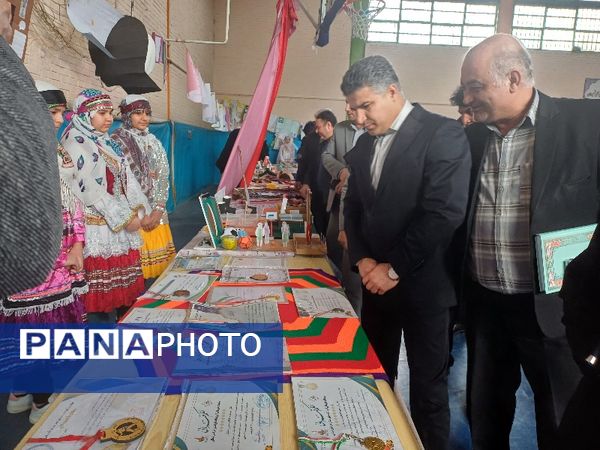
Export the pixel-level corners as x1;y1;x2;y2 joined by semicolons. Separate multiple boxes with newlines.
172;289;191;297
361;436;391;450
100;417;146;443
250;273;269;281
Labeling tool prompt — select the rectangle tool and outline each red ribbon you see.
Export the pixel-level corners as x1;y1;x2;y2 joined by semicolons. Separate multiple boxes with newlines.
28;429;104;450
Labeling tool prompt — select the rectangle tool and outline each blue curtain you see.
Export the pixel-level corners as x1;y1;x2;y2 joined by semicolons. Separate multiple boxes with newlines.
58;120;247;212
171;123;229;205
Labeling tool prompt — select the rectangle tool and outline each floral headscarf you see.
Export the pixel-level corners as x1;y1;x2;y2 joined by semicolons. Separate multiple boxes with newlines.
61;89;149;231
119;94;152;129
63;88;123;157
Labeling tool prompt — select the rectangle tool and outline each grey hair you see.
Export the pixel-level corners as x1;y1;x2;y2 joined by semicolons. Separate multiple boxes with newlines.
490;43;535;86
341;55;400;96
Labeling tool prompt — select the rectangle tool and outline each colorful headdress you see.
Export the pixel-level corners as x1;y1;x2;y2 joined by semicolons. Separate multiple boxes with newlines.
35;81;67;109
62;89;120;156
119;94;151;116
73;88;113;115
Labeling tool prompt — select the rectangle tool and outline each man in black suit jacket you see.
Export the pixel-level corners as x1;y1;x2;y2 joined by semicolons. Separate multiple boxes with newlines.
458;34;600;450
297;110;337;236
342;55;471;450
558;220;600;450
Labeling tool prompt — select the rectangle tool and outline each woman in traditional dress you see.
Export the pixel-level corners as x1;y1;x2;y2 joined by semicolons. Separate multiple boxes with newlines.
1;82;87;423
112;95;176;279
61;89;149;323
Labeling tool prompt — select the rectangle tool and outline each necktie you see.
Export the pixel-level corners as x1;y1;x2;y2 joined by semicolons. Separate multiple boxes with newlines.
370;136;385;190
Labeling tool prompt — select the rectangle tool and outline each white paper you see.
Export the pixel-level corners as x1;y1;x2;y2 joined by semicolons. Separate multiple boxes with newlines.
220;267;289;284
292;288;357;318
292;376;402;450
184;248;295;258
189;301;280;323
207;286;288;306
215;187;226;204
282;339;291;374
188;286;285;323
10;30;26;59
171;256;229;272
142;273;213;301
174;383;279;450
25;381;164;449
121;307;187;324
227;257;287;269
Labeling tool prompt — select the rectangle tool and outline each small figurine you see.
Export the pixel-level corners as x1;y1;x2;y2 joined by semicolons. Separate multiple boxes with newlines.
263;221;271;245
281;221;290;247
255;222;264;247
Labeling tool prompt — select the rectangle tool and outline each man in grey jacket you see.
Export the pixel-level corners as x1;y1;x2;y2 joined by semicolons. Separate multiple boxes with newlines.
0;0;62;297
321;107;365;313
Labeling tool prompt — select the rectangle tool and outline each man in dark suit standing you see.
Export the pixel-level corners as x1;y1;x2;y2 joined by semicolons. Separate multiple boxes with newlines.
458;34;600;450
322;107;365;314
298;109;337;236
342;55;471;450
559;219;600;450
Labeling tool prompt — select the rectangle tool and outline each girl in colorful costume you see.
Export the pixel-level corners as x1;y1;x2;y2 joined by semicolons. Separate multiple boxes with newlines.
112;95;176;278
1;82;87;423
61;89;149;322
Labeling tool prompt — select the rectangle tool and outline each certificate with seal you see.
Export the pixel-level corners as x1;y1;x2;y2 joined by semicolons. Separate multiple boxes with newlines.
206;286;288;306
220;266;290;284
120;307;188;324
228;257;287;269
24;378;166;449
188;286;285;323
171;256;230;272
171;381;280;450
292;376;401;450
292;288;357;318
188;300;280;323
140;273;216;302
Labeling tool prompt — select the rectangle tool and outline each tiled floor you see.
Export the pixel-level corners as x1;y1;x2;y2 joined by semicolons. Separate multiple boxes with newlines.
1;195;539;449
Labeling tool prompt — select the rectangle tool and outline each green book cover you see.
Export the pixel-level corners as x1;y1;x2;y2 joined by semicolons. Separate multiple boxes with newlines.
535;224;596;294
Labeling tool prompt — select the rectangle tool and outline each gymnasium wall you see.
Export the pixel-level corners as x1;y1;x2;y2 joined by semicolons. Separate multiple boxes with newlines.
23;0;215;126
213;0;600;121
213;0;352;124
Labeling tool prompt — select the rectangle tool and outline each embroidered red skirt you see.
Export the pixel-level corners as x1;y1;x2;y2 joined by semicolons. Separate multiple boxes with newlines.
82;249;144;313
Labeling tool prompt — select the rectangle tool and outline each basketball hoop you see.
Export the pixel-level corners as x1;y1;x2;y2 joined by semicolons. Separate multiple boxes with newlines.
344;0;386;41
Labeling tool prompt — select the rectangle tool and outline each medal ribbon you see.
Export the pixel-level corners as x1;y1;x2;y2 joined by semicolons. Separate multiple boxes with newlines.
28;430;104;450
298;433;394;450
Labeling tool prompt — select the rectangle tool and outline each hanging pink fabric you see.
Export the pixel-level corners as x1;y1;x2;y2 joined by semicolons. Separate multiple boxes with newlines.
218;0;297;194
186;49;204;103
